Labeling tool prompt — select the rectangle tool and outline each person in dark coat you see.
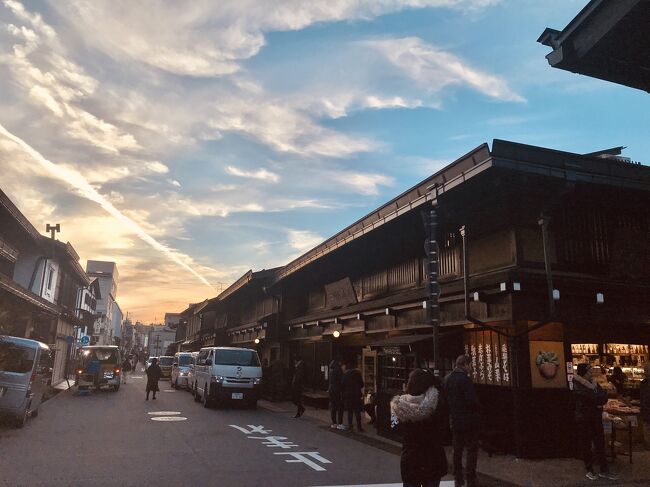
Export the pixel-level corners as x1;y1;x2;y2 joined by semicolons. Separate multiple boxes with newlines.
609;366;626;396
641;363;650;450
121;357;132;384
573;364;618;481
145;357;162;400
444;355;480;487
391;369;448;487
291;356;306;418
341;359;365;432
328;359;344;429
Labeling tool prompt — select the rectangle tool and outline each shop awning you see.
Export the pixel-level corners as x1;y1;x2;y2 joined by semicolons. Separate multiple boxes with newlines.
369;334;433;348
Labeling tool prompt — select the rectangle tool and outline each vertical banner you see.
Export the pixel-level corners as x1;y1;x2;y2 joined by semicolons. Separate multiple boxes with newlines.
464;330;511;386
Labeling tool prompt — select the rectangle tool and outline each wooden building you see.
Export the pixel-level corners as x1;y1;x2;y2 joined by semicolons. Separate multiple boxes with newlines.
538;0;650;92
269;139;650;457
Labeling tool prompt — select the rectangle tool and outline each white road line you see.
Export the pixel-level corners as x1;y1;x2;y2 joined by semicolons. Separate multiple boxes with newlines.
147;411;181;415
150;417;187;422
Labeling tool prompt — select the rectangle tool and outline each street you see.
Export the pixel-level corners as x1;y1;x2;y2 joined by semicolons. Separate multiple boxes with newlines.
0;372;402;487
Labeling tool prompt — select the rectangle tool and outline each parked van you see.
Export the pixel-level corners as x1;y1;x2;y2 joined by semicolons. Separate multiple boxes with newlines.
75;346;122;391
158;356;173;379
170;352;193;389
186;351;199;394
0;335;52;428
194;347;262;408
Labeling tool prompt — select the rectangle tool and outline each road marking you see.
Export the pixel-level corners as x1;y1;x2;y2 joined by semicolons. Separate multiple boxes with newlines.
162;389;176;393
151;416;187;422
274;452;331;472
147;411;181;416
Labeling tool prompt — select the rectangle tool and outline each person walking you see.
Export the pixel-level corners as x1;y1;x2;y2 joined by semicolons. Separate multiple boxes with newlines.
341;359;364;432
364;390;377;425
328;358;344;429
291;356;306;418
573;363;618;481
641;363;650;450
445;355;480;487
121;356;132;384
391;369;448;487
145;357;162;401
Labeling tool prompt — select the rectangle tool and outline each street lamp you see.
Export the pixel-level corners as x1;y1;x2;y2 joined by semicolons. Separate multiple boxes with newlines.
254;338;260;344
333;330;341;338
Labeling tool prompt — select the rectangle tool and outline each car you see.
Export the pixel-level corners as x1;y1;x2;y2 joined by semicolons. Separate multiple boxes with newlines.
0;336;52;428
194;347;262;409
170;352;193;389
158;356;174;379
75;346;122;392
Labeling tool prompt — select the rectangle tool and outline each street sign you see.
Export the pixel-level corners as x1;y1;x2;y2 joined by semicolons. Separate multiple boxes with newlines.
80;336;90;345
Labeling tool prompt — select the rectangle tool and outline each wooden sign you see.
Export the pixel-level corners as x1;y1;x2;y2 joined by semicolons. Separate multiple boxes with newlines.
325;277;358;309
464;330;511;386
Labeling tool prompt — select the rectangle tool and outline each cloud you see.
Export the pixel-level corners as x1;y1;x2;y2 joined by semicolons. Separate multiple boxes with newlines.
225;165;280;183
49;1;500;77
287;229;323;253
366;37;525;102
0;123;215;290
331;171;395;196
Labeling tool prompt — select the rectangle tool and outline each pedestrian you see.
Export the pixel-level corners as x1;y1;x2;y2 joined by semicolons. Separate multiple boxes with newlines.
573;363;618;481
328;358;344;430
291;356;306;418
391;369;448;487
363;390;377;425
121;356;132;384
132;356;138;373
145;357;162;401
444;355;480;487
609;366;626;396
341;359;364;432
641;363;650;450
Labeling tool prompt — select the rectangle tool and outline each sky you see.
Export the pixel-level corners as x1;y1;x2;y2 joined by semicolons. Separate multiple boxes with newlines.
0;0;648;323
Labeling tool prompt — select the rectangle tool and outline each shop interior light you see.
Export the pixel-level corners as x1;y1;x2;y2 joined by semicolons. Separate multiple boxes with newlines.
553;289;560;300
596;293;604;304
333;330;341;338
254;338;260;344
473;292;480;302
513;282;521;291
391;356;397;362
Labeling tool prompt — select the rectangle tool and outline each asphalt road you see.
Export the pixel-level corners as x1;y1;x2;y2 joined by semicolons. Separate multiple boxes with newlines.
0;371;403;487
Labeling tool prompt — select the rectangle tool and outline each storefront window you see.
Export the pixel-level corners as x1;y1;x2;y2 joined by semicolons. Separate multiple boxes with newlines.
378;354;416;391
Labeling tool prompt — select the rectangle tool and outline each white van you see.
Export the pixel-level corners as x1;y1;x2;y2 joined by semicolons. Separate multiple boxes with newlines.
0;336;52;428
170;352;193;389
194;347;262;409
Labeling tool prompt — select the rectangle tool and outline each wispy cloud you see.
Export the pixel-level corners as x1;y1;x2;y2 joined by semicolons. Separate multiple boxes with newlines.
0;123;214;290
225;165;280;183
287;229;323;253
366;37;525;102
330;171;395;196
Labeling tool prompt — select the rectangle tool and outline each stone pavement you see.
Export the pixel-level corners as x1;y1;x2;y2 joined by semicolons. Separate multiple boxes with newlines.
258;400;650;487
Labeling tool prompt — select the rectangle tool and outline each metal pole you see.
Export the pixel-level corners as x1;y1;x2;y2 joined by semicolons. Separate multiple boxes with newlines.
538;215;555;317
460;225;470;319
427;203;441;375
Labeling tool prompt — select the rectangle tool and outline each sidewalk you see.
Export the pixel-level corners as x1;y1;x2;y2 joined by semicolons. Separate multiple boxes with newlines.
258;400;650;487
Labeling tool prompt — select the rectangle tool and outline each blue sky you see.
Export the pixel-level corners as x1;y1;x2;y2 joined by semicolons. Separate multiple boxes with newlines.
0;0;647;321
